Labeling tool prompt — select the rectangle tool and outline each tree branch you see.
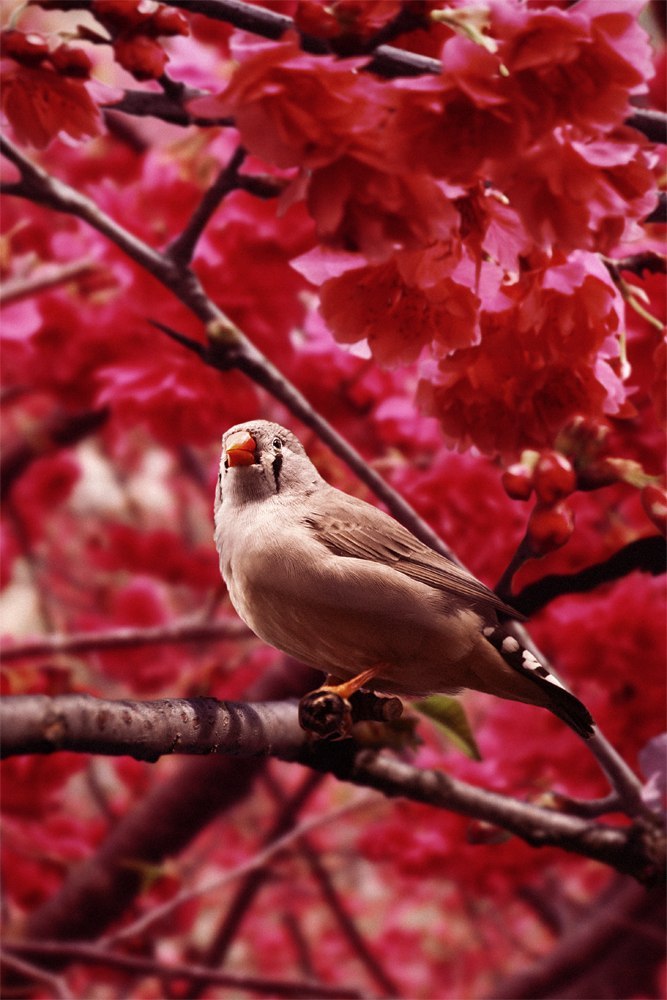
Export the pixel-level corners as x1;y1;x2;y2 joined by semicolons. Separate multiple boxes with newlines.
19;664;318;945
299;837;402;998
186;770;325;999
0;134;459;560
103;88;233;127
0;259;100;305
0;616;250;662
489;878;666;999
1;693;663;882
0;693;306;761
167;145;247;265
1;408;109;502
626;108;667;144
2;940;361;1000
646;191;667;223
0;950;72;1000
104;790;375;948
158;0;667;138
512;536;667;617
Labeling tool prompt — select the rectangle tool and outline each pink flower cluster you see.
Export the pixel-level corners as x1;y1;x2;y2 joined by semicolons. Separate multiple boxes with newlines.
197;0;662;457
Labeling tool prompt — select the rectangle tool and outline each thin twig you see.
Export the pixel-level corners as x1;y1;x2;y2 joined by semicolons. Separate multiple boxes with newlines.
0;260;99;304
0;949;73;1000
167;145;247;265
103;89;233;127
300;837;402;998
3;941;362;1000
188;770;324;999
1;617;249;663
103;792;376;947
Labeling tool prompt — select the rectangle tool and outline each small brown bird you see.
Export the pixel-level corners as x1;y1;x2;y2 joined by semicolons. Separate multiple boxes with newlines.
214;420;594;739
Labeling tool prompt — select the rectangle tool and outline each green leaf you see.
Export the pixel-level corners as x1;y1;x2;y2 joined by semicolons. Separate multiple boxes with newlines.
414;695;482;760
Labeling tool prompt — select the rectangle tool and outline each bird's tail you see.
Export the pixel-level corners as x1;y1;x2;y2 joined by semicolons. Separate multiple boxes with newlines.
535;679;594;739
481;625;595;739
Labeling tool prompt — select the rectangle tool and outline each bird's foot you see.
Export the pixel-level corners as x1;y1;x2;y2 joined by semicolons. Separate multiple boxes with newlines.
299;689;353;739
298;668;403;739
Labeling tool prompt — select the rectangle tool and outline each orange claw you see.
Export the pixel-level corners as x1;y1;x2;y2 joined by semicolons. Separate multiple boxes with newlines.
225;430;256;467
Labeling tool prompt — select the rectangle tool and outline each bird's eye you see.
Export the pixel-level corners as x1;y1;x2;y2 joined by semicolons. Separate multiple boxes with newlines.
272;437;282;451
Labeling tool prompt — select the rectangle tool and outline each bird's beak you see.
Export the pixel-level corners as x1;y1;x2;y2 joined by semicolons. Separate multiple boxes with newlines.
225;430;256;467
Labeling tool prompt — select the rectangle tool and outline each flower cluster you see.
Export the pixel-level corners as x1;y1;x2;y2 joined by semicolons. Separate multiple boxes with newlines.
1;29;100;147
201;0;661;458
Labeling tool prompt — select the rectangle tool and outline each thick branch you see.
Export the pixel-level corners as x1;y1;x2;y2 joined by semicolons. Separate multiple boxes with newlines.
490;878;666;999
324;748;664;883
20;664;318;945
1;693;663;882
0;693;306;761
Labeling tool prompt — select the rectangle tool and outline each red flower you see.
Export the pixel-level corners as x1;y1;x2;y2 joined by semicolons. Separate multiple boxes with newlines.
493;0;654;133
311;244;484;365
1;63;101;148
294;0;403;43
495;126;658;253
113;33;169;80
306;156;459;257
417;251;628;456
193;38;389;170
390;52;520;184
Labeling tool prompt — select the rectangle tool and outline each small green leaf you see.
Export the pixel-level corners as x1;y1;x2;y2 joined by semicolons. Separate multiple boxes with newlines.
414;695;482;760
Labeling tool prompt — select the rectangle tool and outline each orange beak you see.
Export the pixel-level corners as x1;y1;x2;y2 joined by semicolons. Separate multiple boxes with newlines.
225;430;256;467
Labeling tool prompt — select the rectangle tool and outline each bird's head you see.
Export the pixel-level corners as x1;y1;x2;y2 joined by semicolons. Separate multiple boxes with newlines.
216;420;322;509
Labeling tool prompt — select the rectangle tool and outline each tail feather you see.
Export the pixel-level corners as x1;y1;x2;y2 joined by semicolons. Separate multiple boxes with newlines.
481;625;595;739
529;675;595;739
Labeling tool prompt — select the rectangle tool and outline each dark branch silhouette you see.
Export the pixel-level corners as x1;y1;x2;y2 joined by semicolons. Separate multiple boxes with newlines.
512;536;667;617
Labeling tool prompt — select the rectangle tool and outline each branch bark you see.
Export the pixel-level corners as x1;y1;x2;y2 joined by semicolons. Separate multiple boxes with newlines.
1;692;664;883
512;536;667;617
18;664;318;945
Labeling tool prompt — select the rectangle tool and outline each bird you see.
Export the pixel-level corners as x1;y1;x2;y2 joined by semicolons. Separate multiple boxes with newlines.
214;419;594;740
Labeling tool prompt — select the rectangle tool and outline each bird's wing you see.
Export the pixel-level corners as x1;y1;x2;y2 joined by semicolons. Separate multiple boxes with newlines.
305;492;522;620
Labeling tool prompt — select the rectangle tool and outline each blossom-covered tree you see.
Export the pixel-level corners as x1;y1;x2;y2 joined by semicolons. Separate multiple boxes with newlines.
1;1;665;998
